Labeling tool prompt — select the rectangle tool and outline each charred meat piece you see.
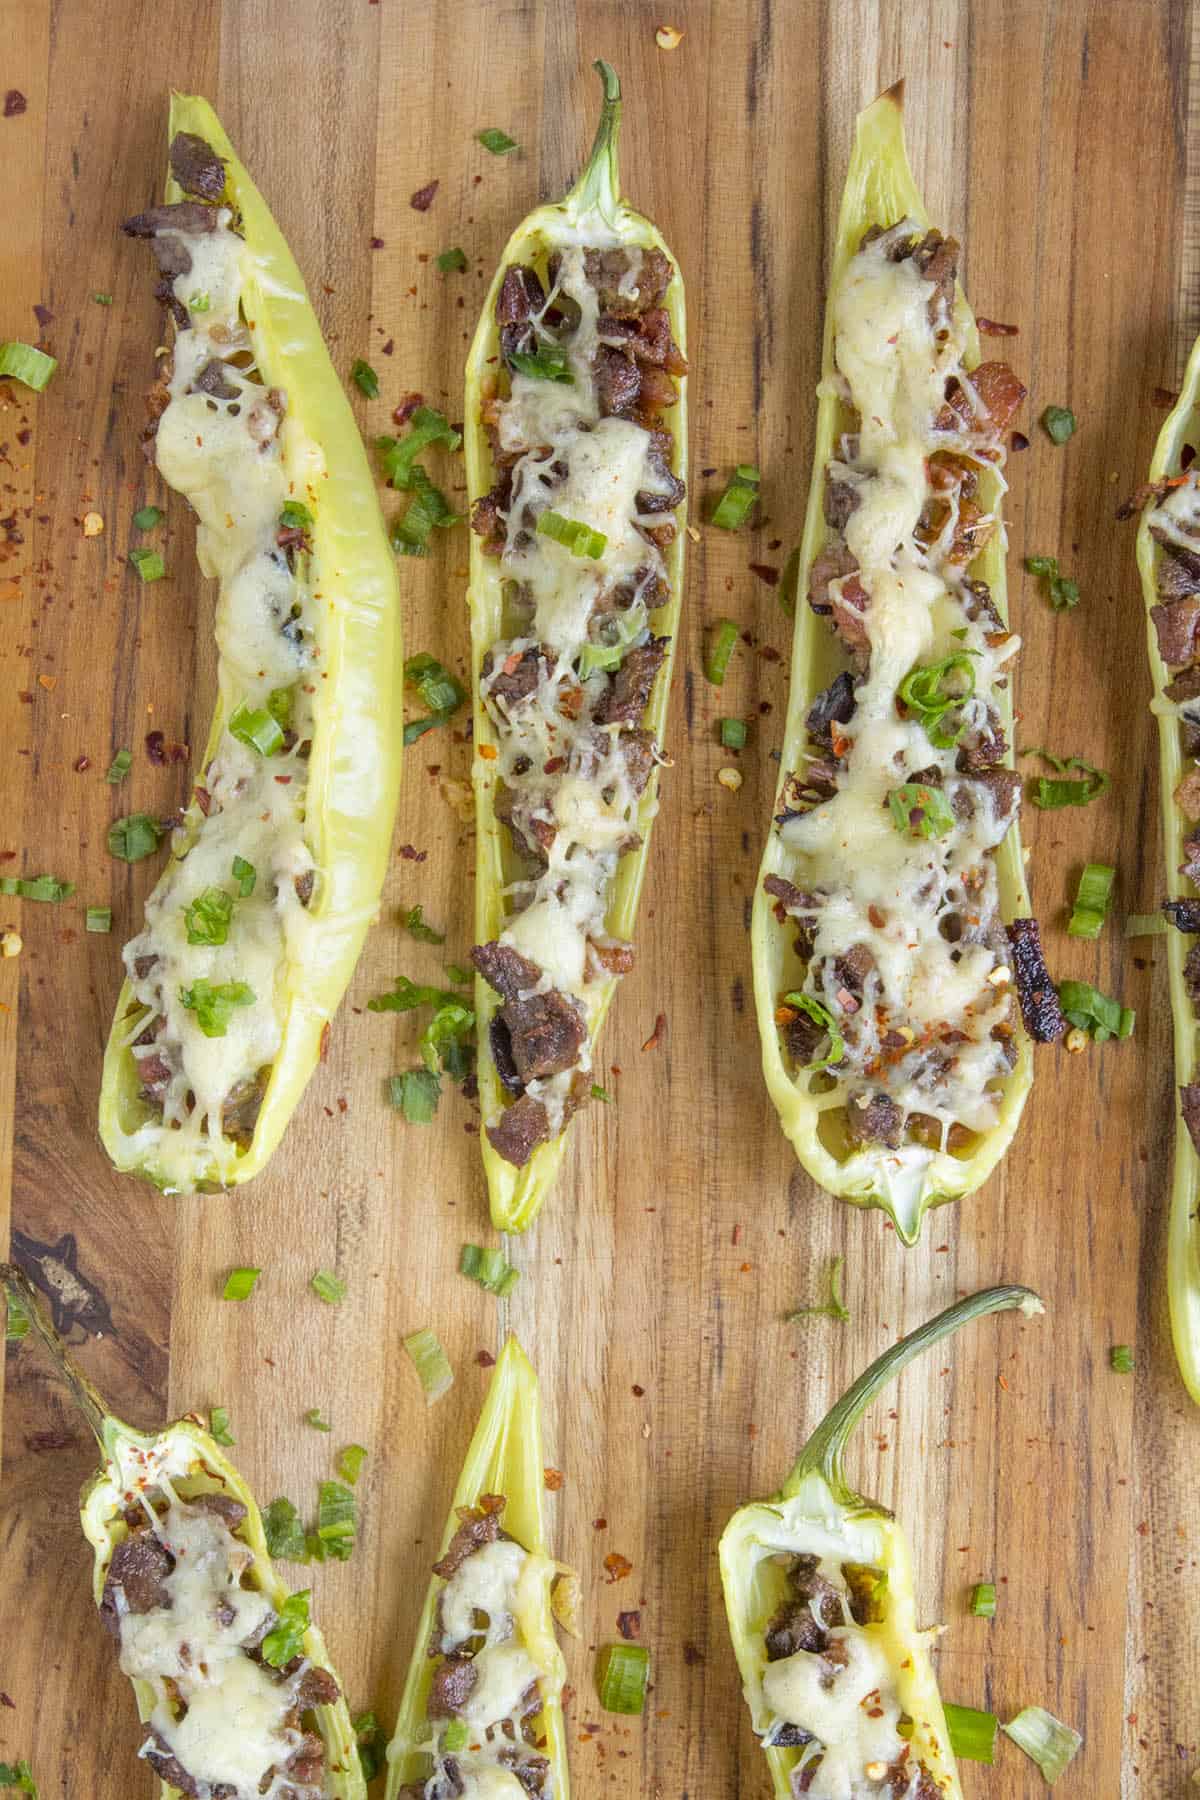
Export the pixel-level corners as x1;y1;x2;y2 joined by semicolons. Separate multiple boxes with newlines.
1006;916;1065;1042
805;670;856;745
824;471;860;531
1152;530;1200;600
636;431;686;514
471;942;542;1005
189;1491;249;1530
1176;769;1200;822
845;1090;904;1149
489;1015;525;1095
619;727;657;797
911;227;960;319
483;643;550;708
584;246;672;315
969;766;1022;825
193;358;241;401
497;264;546;361
960;576;1004;633
99;1528;174;1633
471;468;516;556
284;1734;326;1786
486;1093;552;1167
593;346;641;419
433;1498;506;1580
595;637;669;726
294;1664;341;1708
122;202;223;278
762;874;818;916
1186;943;1200;1007
168;132;226;202
1163;898;1200;932
503;989;587;1081
1151;595;1200;664
494;784;552;867
764;1555;843;1659
136;1050;175;1107
428;1656;478;1718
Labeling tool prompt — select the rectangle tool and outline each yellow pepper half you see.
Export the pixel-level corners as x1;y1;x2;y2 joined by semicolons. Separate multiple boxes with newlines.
750;85;1032;1244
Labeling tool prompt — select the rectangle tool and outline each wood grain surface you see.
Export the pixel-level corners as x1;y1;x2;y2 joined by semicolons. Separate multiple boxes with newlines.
2;1;1198;1794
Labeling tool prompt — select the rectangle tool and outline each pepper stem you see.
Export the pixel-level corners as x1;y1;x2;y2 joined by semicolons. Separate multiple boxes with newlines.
569;60;622;221
3;1262;121;1453
783;1285;1043;1510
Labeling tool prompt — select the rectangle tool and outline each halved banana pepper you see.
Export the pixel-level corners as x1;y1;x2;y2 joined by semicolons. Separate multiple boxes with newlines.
719;1285;1043;1798
464;63;688;1232
385;1337;569;1799
2;1265;364;1800
751;85;1033;1245
99;94;402;1193
1124;338;1200;1403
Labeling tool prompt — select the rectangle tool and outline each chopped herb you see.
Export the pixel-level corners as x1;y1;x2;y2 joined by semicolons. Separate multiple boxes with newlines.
280;500;313;537
107;812;162;862
719;717;748;750
132;505;163;531
338;1443;368;1485
1067;862;1116;939
351;358;380;399
376;407;461;491
266;686;293;731
596;1643;650;1714
778;991;844;1071
403;652;466;742
388;1068;442;1122
711;464;761;530
591;1083;611;1102
403;1327;454;1404
93;292;114;305
704;618;740;685
0;872;75;902
436;247;468;272
85;906;112;933
353;1713;386;1782
508;345;573;384
1003;1705;1082;1783
305;1408;332;1431
180;978;255;1038
401;903;445;944
1057;978;1134;1043
184;886;234;947
1040;405;1077;445
229;703;284;757
1024;554;1080;611
419;996;474;1075
263;1496;307;1561
441;1720;469;1754
1023;746;1110;809
5;1292;29;1342
785;1254;851;1324
944;1702;998;1765
969;1582;997;1618
0;341;56;391
262;1590;312;1666
222;1266;261;1301
188;291;211;313
232;855;256;897
209;1405;235;1446
104;748;133;784
368;976;459;1013
898;654;976;747
578;608;647;678
317;1479;357;1559
0;1760;38;1797
888;782;955;839
477;126;519;155
459;1244;519;1297
311;1270;347;1306
536;508;607;559
128;547;165;583
1110;1343;1135;1373
391;467;463;556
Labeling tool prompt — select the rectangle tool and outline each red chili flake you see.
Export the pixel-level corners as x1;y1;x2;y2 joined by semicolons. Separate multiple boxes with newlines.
274;774;292;785
603;1552;633;1583
749;563;780;586
398;843;428;861
544;755;565;774
25;1428;76;1452
16;428;30;446
731;1222;742;1245
976;317;1019;337
319;1021;331;1061
410;180;439;212
641;1011;666;1052
1010;431;1030;453
593;1517;608;1530
475;1349;496;1367
73;754;91;772
1153;387;1179;407
381;338;394;356
683;1643;704;1665
18;691;33;704
544;1467;564;1491
145;729;188;764
369;235;385;249
393;393;424;427
617;1611;641;1639
4;90;27;118
33;303;53;328
0;1693;13;1709
631;1384;645;1397
336;1096;348;1113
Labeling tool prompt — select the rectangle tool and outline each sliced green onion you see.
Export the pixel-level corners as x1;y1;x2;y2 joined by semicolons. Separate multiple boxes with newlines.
1110;1343;1135;1373
1067;862;1116;939
403;1327;454;1405
391;466;463;556
403;652;466;742
262;1496;307;1561
785;1254;851;1324
107;812;162;862
317;1480;357;1560
93;292;114;305
104;749;133;784
536;508;607;560
266;686;293;731
0;341;56;391
0;872;75;902
1040;405;1077;445
209;1405;234;1445
280;498;313;532
508;345;573;384
436;247;468;272
888;782;955;839
376;408;462;491
1023;747;1109;809
400;903;445;944
222;1266;261;1301
388;1068;442;1122
719;717;748;750
441;1720;469;1753
1058;979;1135;1043
351;359;379;399
1125;912;1167;937
232;855;256;897
305;1408;332;1431
184;886;234;946
0;1760;38;1796
1003;1705;1082;1783
591;1083;611;1102
261;1590;312;1665
188;291;211;313
596;1643;650;1715
311;1270;346;1306
711;464;761;531
85;906;112;934
1023;556;1080;611
228;703;284;757
369;977;458;1014
338;1443;367;1485
898;654;977;747
944;1701;998;1765
968;1582;997;1617
459;1243;519;1296
132;505;163;530
704;618;740;686
179;978;255;1038
477;127;518;155
578;608;646;678
128;547;165;583
780;991;845;1072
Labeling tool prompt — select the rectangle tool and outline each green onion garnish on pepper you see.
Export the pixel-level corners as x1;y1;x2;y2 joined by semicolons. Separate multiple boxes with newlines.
128;547;165;583
711;464;761;530
898;653;977;747
85;906;112;934
400;903;445;944
477;127;519;155
222;1266;261;1301
184;886;234;946
188;291;211;313
785;1254;851;1323
263;1496;306;1561
388;1068;441;1121
353;1712;386;1781
338;1443;367;1485
1110;1343;1135;1372
132;505;163;530
0;873;75;901
104;749;133;784
310;1270;346;1305
1067;862;1115;939
261;1590;312;1666
229;703;284;756
441;1721;469;1753
1040;405;1077;445
888;782;955;839
704;617;739;685
536;508;607;559
0;341;57;391
436;247;468;273
779;992;844;1071
968;1581;997;1617
351;358;379;399
317;1480;357;1559
107;813;162;862
944;1700;998;1763
266;685;293;730
179;978;255;1038
508;345;573;384
1058;979;1134;1043
209;1405;235;1445
231;855;256;896
596;1643;650;1714
403;1327;454;1404
1003;1705;1082;1783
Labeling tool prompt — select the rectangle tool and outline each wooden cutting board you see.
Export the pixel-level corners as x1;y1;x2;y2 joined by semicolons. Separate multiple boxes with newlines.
2;0;1198;1793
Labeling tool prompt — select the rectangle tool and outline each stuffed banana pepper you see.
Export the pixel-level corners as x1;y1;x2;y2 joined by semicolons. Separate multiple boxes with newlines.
2;1265;364;1800
720;1284;1043;1798
465;62;687;1232
386;1337;569;1799
100;94;402;1193
752;85;1035;1245
1120;339;1200;1404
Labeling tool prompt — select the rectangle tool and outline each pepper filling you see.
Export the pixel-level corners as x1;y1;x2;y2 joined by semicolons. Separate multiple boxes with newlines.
101;1482;340;1800
119;132;320;1188
767;221;1025;1162
396;1495;557;1799
469;243;686;1169
758;1554;941;1799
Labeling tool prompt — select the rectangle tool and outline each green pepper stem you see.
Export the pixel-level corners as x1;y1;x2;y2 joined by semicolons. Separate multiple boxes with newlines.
784;1285;1043;1510
2;1262;118;1451
569;60;622;219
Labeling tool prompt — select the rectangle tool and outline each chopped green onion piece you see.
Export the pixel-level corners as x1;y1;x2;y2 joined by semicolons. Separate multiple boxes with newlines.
132;505;163;531
0;1760;38;1797
591;1083;611;1102
1058;979;1135;1042
351;358;379;398
107;812;162;862
104;748;133;784
232;855;256;897
338;1443;367;1485
1025;555;1058;578
129;547;165;583
944;1702;998;1765
436;247;468;272
785;1255;851;1324
184;886;234;946
353;1713;386;1782
1023;746;1109;809
369;977;459;1013
263;1496;307;1561
780;991;845;1072
420;997;474;1075
0;873;75;902
969;1582;997;1617
578;607;647;678
229;703;284;756
188;291;211;313
222;1266;261;1301
1024;555;1080;611
1003;1705;1082;1783
477;127;518;155
391;466;463;556
266;686;294;731
179;978;255;1038
403;1327;454;1404
305;1408;332;1431
508;346;573;384
888;782;955;839
311;1270;346;1306
262;1590;312;1665
209;1405;234;1446
1067;862;1116;939
280;498;313;533
441;1720;469;1753
403;652;466;742
388;1068;442;1122
1040;405;1077;445
459;1243;519;1296
93;292;114;305
1110;1343;1135;1373
897;654;977;747
0;341;56;391
704;617;740;686
596;1643;650;1715
376;408;462;491
5;1292;30;1342
401;903;445;944
536;508;607;559
719;717;748;750
1125;912;1167;937
316;1480;357;1559
85;906;112;934
711;464;761;531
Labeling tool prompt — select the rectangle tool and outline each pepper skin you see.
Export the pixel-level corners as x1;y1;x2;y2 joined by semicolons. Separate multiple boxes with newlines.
3;1265;365;1800
465;63;688;1233
750;84;1033;1244
98;93;402;1193
719;1285;1043;1798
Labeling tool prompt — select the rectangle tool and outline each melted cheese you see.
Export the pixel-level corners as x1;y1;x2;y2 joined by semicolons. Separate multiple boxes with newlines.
439;1539;528;1651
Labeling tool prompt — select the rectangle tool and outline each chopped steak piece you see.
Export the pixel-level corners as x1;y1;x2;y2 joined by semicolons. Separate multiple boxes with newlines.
806;670;857;744
1166;666;1200;705
1182;1084;1200;1154
583;246;672;314
808;540;859;614
911;226;959;319
486;1093;552;1167
1151;596;1200;665
960;576;1004;632
489;1015;525;1095
845;1090;903;1148
636;432;687;513
971;766;1022;823
595;637;669;725
168;131;226;201
143;1731;235;1800
484;643;550;707
504;988;587;1080
1163;898;1200;932
1006;916;1065;1042
773;1724;816;1750
99;1529;174;1633
472;941;541;1004
765;1557;845;1659
619;727;657;796
137;1050;174;1106
832;942;875;999
497;264;546;361
285;1734;325;1785
432;1498;506;1580
122;202;222;278
193;358;241;401
593;345;641;418
955;703;1007;771
189;1491;248;1530
294;1664;341;1709
1176;768;1200;821
1152;531;1200;599
824;471;860;530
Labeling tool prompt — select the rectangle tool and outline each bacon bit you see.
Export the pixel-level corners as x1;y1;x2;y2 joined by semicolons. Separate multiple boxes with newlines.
867;904;886;929
642;1011;667;1051
145;729;188;764
977;317;1019;337
617;1610;641;1639
544;1467;564;1490
73;754;91;772
410;180;439;212
3;90;27;118
82;511;104;537
502;649;524;675
37;673;56;691
398;843;428;861
603;1552;632;1583
475;1349;496;1367
319;1021;331;1062
393;393;424;426
655;23;684;47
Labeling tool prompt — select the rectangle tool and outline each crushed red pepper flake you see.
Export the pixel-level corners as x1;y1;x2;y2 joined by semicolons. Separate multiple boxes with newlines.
410;181;439;212
475;1349;496;1367
369;236;385;249
3;90;27;118
603;1552;633;1583
319;1021;331;1061
394;393;424;427
631;1384;644;1397
976;317;1019;337
544;1467;564;1490
749;562;780;586
617;1610;641;1639
641;1011;667;1051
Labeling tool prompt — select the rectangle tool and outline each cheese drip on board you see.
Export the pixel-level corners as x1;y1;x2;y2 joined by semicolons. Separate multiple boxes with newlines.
120;211;322;1191
773;218;1024;1157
